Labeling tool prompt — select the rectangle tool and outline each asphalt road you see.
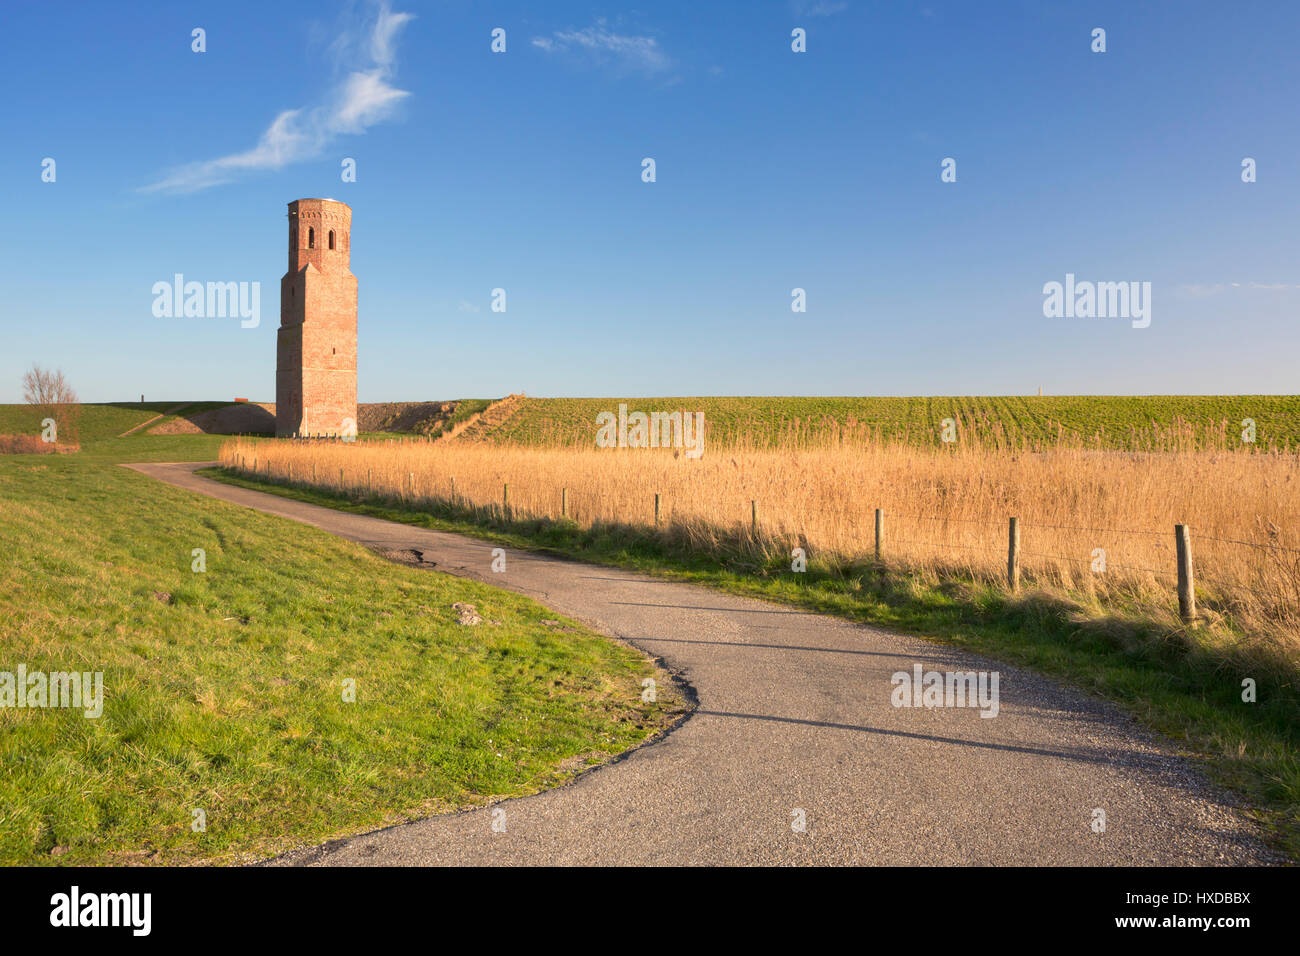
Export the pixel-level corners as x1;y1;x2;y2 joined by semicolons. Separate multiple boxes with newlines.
129;461;1279;866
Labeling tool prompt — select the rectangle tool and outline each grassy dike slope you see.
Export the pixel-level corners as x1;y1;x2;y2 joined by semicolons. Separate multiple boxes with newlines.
0;438;683;865
0;402;172;442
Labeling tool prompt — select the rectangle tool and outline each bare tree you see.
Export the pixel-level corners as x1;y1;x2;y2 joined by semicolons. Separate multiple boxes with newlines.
21;364;81;444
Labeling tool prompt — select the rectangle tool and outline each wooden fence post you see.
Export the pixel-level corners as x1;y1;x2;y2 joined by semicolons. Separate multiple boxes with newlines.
875;508;884;560
503;482;510;518
450;477;456;504
1175;524;1196;623
561;487;568;518
655;493;661;525
408;472;414;500
1007;517;1020;592
751;500;758;534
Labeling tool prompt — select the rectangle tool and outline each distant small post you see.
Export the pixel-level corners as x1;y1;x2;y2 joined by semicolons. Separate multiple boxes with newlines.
450;477;456;504
655;493;661;525
751;500;758;534
503;482;510;518
875;508;884;560
1175;524;1196;623
1007;517;1020;592
561;487;568;518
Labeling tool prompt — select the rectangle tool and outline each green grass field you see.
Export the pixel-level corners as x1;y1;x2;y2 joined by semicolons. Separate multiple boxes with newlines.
470;395;1300;450
0;402;175;442
0;434;683;864
0;401;260;445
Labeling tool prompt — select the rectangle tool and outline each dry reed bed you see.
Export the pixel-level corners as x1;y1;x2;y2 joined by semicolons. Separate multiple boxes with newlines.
219;437;1300;650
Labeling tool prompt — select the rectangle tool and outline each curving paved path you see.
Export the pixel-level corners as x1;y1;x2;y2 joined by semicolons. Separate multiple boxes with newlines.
129;462;1279;866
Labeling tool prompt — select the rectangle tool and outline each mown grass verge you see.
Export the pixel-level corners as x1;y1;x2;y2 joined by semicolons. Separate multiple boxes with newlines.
0;455;685;865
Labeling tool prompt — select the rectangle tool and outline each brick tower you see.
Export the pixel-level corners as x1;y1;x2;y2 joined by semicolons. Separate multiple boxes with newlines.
276;198;357;437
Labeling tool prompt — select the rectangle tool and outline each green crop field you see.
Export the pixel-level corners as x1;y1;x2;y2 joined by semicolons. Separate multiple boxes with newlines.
466;395;1300;451
19;395;1283;450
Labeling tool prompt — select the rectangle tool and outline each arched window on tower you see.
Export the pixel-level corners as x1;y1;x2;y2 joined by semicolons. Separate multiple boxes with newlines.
329;230;335;250
308;227;315;249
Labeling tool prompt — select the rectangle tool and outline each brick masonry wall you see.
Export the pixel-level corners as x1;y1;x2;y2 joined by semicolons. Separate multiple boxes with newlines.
275;199;357;437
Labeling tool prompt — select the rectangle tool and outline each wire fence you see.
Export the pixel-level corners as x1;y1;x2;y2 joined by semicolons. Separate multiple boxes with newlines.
228;450;1300;626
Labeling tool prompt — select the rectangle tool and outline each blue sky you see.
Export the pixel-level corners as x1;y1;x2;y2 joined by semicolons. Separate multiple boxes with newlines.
2;0;1297;402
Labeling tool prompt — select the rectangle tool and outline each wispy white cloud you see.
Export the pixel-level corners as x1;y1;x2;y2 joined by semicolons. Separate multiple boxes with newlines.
1179;281;1296;297
531;19;670;75
791;1;849;16
142;2;413;194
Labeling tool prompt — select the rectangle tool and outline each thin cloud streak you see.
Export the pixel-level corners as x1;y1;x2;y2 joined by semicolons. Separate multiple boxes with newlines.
791;1;849;16
532;20;671;74
142;2;412;194
1178;281;1297;297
